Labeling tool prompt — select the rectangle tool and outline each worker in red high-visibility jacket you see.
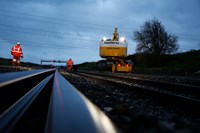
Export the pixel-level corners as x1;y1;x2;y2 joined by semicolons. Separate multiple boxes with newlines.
66;58;74;72
11;42;23;66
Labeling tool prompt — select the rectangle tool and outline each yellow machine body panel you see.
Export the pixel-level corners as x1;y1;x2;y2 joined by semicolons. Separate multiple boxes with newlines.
100;46;127;57
116;65;132;73
99;40;127;58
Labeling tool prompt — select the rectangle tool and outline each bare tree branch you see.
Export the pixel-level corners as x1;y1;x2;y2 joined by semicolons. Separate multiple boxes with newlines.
134;18;179;55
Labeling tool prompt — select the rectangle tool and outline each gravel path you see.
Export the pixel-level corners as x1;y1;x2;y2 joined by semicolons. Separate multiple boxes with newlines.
62;71;200;133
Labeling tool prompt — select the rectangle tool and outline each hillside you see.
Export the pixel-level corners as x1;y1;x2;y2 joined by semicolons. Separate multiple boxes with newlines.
0;57;52;70
128;49;200;76
1;50;200;76
77;50;200;77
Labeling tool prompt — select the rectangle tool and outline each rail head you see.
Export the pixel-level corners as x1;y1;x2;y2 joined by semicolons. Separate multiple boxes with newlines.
0;68;56;88
45;70;119;133
0;74;54;133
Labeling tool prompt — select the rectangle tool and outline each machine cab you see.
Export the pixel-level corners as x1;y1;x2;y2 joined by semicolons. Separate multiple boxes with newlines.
99;37;128;58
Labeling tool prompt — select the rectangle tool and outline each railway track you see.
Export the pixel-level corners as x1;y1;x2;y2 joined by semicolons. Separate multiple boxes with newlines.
73;71;200;117
0;68;118;133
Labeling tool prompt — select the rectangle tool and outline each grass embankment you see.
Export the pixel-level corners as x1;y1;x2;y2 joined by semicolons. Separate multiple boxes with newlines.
77;50;200;76
130;50;200;76
1;50;199;76
0;57;50;69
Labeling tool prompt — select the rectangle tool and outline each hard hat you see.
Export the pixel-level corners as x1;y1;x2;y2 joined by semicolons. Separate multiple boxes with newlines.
17;42;20;45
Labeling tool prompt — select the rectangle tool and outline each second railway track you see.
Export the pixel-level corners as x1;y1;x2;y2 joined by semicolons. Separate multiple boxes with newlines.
76;71;200;102
61;70;200;132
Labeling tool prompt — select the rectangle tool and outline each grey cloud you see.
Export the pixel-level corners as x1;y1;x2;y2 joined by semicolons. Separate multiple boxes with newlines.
1;0;93;5
0;0;199;64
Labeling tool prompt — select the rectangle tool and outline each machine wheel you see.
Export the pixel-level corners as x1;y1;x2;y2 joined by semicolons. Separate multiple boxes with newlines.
112;64;116;72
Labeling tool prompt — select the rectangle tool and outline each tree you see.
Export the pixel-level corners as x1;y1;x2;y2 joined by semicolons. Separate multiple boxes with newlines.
134;18;179;55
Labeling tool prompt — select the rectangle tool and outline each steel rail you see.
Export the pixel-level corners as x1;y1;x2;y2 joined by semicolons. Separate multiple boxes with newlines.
45;70;118;133
0;68;56;88
77;71;200;96
75;72;200;116
0;74;54;133
0;68;56;114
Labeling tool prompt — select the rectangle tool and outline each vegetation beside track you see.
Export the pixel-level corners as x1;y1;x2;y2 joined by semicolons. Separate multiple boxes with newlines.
1;49;199;76
77;50;200;77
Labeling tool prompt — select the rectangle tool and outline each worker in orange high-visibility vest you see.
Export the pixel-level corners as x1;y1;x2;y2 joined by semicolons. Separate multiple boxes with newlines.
66;58;74;72
11;42;23;66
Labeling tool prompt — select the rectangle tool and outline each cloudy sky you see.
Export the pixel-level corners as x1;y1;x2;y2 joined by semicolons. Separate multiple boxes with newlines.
0;0;199;65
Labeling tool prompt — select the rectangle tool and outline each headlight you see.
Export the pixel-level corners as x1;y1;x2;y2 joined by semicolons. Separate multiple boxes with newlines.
120;37;125;42
102;37;107;41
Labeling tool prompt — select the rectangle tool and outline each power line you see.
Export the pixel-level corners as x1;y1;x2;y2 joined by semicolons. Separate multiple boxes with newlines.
0;9;135;30
0;14;115;32
0;28;99;42
0;23;104;38
0;11;134;33
0;9;114;28
0;10;199;41
1;9;200;39
0;39;98;51
0;14;134;37
1;23;200;42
